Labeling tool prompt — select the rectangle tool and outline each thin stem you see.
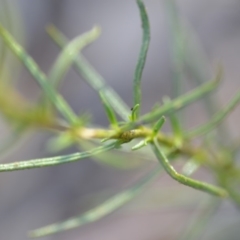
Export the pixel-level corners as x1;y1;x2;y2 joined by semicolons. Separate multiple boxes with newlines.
0;141;117;172
186;91;240;138
139;70;221;125
73;125;207;158
165;0;230;141
99;92;118;127
165;0;185;126
0;123;205;172
151;138;228;197
133;0;150;118
29;166;161;238
163;97;182;137
48;26;100;86
0;24;78;124
46;25;130;121
116;71;221;136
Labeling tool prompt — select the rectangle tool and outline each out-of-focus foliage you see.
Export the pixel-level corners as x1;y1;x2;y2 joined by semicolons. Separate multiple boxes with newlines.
0;0;240;239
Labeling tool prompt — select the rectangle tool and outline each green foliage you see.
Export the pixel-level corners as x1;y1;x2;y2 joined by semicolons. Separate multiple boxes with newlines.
133;0;150;118
29;166;161;237
0;0;240;238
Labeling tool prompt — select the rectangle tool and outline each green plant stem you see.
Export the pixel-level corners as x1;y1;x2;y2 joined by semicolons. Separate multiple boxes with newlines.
165;0;185;129
165;0;230;142
0;124;203;172
166;0;218;117
0;24;78;124
0;0;15;79
48;26;100;86
163;97;182;137
0;122;219;172
99;92;118;127
151;139;228;197
46;25;130;121
0;141;117;172
139;71;221;125
133;0;150;118
185;91;240;138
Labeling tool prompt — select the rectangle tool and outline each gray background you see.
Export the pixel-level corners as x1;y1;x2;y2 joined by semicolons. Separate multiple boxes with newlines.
0;0;240;239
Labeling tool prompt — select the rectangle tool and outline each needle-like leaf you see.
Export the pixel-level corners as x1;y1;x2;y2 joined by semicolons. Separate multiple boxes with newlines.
133;0;150;118
139;69;221;125
99;92;118;128
0;141;117;172
120;70;221;132
46;25;130;121
163;97;182;138
151;138;228;197
153;116;166;135
130;104;140;122
48;26;100;86
185;91;240;138
132;138;149;150
29;166;161;238
0;24;78;124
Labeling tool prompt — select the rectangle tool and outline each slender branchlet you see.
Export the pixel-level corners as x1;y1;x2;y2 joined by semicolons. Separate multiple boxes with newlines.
0;1;239;239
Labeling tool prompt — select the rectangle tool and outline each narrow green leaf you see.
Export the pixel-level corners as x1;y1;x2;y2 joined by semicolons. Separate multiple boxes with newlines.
132;138;149;150
49;26;100;86
165;0;186;128
151;138;228;197
165;0;229;141
133;0;150;118
130;104;140;121
0;0;21;84
99;92;118;127
29;166;161;238
0;142;117;172
0;24;78;124
185;90;240;138
46;25;130;121
116;70;221;136
163;96;182;137
169;114;182;137
165;0;217;115
153;116;166;134
139;69;222;125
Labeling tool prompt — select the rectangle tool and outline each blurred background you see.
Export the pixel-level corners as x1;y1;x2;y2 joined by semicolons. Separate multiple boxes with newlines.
0;0;240;239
